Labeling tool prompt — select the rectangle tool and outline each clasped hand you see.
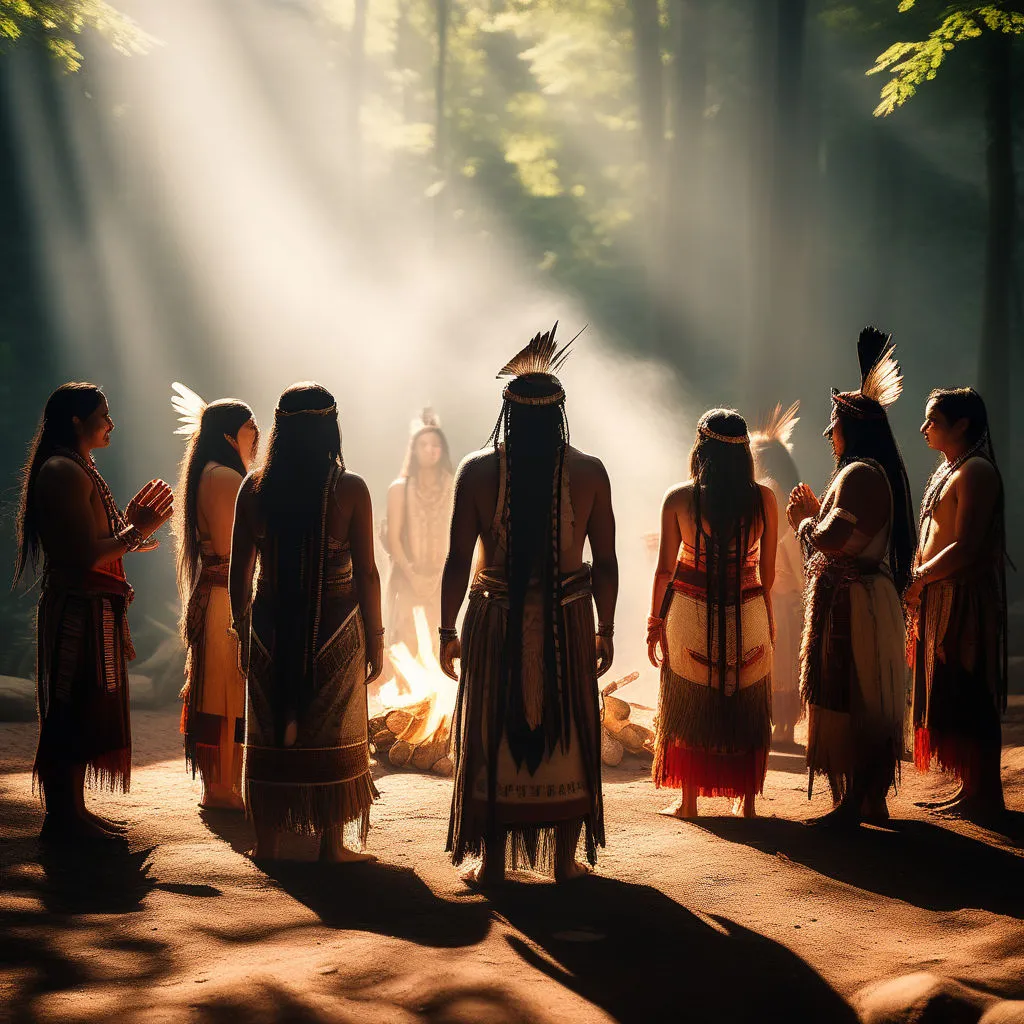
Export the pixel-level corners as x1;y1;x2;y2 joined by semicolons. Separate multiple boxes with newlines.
126;479;174;549
786;483;820;533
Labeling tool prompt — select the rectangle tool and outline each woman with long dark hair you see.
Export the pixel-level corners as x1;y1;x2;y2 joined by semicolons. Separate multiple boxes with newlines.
787;328;915;826
649;409;778;819
14;382;172;839
229;383;383;861
171;384;259;811
384;408;454;656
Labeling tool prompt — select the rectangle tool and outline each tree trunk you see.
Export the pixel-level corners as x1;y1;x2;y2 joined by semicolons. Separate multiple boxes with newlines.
657;0;708;365
629;0;665;350
979;30;1014;456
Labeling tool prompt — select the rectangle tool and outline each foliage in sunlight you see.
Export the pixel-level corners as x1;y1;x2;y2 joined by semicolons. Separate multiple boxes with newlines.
869;2;1024;115
0;0;155;71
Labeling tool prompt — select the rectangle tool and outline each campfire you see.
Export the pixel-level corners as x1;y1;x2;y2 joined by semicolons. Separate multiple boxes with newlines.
369;607;458;776
369;613;655;775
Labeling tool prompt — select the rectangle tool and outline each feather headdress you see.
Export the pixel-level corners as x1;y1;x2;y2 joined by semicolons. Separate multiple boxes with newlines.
830;326;903;423
497;321;584;406
410;406;441;435
751;401;800;451
171;382;208;436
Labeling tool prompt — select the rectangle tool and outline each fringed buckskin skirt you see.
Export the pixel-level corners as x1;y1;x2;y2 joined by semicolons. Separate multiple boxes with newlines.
653;571;773;799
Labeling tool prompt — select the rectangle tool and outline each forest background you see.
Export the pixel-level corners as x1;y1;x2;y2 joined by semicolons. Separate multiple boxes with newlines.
0;0;1021;681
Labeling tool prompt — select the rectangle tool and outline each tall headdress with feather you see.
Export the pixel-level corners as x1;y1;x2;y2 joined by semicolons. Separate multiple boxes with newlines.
751;401;801;451
828;326;903;433
496;321;581;406
171;382;208;437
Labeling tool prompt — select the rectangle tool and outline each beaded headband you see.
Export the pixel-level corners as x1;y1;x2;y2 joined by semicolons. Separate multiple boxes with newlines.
275;403;337;418
502;383;566;406
699;424;750;445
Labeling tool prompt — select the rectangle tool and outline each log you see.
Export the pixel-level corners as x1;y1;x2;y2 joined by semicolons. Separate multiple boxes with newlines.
388;739;414;768
385;701;430;736
431;756;453;777
411;736;448;772
603;694;631;722
373;729;397;752
617;723;654;756
601;728;624;767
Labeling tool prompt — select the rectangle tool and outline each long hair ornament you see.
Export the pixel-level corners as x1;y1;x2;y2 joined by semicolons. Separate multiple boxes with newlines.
171;382;208;436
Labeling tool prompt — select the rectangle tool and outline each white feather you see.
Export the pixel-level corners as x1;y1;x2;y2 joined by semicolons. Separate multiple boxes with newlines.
171;381;207;436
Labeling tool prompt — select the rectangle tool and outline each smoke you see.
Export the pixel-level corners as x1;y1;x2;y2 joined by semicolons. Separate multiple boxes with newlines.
7;0;696;695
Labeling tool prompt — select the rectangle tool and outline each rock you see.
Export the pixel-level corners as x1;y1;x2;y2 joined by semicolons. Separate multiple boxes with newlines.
980;1002;1024;1024
131;635;185;705
129;675;156;709
0;676;36;723
853;972;992;1024
603;694;631;722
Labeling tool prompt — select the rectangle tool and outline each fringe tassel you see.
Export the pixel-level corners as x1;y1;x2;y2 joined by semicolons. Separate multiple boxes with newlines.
915;726;984;788
245;771;378;842
84;747;132;793
656;670;772;753
654;743;768;797
450;816;597;873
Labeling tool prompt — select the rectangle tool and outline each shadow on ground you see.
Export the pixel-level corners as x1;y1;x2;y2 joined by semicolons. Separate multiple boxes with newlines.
489;875;857;1024
693;815;1024;915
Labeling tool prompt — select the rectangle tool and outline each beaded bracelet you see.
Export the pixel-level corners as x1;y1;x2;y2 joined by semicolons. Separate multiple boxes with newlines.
438;626;459;644
596;623;614;639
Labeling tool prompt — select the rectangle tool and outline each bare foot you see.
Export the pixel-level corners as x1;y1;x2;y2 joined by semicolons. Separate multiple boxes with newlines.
459;859;505;887
200;792;245;812
807;802;861;830
731;795;756;818
320;845;376;864
249;838;280;861
659;798;697;819
554;859;593;883
933;791;1006;825
83;809;130;834
41;814;116;842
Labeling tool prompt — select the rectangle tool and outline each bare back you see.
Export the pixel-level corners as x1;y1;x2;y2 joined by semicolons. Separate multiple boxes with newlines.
457;445;610;573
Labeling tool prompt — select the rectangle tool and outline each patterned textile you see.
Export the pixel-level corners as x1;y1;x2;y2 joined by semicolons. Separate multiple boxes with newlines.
181;554;244;785
447;566;604;872
34;570;135;794
242;467;377;839
653;558;773;798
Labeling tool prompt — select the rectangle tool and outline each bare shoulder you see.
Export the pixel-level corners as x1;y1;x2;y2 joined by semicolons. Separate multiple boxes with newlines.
956;456;999;491
662;481;692;512
388;477;407;494
839;460;888;494
455;447;498;484
36;455;91;497
758;482;779;512
567;446;609;484
336;469;370;502
204;463;244;494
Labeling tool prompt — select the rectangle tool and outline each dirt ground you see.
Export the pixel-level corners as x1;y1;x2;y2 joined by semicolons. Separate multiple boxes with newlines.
1;703;1022;1024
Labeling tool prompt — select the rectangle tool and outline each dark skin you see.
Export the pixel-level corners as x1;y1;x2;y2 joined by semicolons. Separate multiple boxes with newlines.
35;396;173;841
439;443;618;885
230;465;384;863
910;402;1004;819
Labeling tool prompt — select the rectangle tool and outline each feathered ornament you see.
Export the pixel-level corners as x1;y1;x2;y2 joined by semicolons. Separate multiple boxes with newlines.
411;406;441;435
171;382;208;436
496;321;584;379
752;401;800;451
859;345;903;409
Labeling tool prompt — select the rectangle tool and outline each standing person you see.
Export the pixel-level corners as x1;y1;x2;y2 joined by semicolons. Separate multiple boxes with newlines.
787;328;916;826
648;410;778;820
229;383;383;862
906;388;1008;821
171;383;260;812
384;409;454;657
13;383;173;840
751;402;805;749
440;325;617;886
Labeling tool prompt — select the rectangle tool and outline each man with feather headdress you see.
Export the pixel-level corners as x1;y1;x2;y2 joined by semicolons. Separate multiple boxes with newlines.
750;402;805;748
787;328;916;826
439;324;618;885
